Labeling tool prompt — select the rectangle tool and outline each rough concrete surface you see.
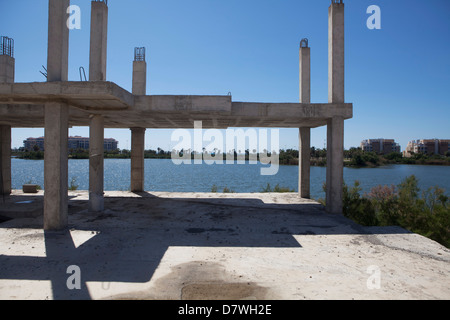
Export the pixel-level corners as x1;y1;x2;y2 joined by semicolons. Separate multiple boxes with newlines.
0;190;449;300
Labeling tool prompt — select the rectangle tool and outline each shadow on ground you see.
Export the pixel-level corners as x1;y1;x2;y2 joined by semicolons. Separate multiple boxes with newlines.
0;191;409;299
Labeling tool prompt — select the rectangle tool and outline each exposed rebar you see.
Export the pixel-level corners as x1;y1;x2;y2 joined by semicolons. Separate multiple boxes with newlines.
134;47;146;62
300;38;309;48
0;36;14;58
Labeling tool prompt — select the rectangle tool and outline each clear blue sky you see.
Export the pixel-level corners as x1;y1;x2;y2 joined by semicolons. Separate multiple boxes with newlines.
1;0;449;151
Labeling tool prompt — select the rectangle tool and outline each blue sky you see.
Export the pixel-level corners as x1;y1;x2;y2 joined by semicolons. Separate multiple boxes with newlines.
1;0;449;151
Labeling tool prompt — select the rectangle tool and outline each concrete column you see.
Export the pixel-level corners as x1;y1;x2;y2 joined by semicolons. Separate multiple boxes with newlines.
0;38;14;196
130;48;147;192
88;0;108;211
328;0;345;104
326;1;345;214
47;0;69;82
44;103;69;230
89;115;104;212
44;0;70;230
326;117;344;214
0;126;11;196
89;0;108;81
299;127;310;198
0;55;15;83
130;128;146;192
132;60;147;95
299;40;310;104
298;40;311;198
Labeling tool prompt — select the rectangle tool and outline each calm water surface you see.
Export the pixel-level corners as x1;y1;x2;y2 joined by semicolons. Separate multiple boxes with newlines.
11;158;450;199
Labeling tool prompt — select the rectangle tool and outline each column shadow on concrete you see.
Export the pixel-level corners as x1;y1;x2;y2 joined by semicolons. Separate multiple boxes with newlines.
0;192;410;299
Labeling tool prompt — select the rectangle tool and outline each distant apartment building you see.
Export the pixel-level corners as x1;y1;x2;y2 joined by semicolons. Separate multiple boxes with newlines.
24;136;119;152
403;139;450;157
360;139;401;155
23;137;45;151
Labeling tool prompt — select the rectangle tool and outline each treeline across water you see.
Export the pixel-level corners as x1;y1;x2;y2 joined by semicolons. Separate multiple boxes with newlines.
12;147;450;166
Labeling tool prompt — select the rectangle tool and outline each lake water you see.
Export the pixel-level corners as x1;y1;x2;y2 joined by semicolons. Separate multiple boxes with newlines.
10;158;450;199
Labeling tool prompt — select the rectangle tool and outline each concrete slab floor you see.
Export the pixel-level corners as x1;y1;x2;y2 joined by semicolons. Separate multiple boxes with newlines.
0;190;449;300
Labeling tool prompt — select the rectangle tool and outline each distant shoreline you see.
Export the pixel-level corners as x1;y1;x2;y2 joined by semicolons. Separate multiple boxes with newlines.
11;156;450;167
11;147;450;166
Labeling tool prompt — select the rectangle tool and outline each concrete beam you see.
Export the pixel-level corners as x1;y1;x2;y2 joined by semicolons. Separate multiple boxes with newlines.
130;128;146;192
0;81;134;110
134;95;232;113
89;115;104;212
89;0;108;81
44;103;69;230
0;125;11;196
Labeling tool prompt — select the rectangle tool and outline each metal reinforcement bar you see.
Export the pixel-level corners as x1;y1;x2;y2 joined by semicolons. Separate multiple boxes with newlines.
0;36;14;57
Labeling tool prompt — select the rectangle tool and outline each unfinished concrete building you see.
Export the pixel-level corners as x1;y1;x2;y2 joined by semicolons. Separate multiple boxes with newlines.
0;0;352;230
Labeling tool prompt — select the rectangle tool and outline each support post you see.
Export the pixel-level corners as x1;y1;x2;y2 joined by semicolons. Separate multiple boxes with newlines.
0;36;14;197
326;116;344;214
299;39;311;198
326;0;345;214
88;0;108;211
44;103;69;230
328;0;345;104
130;128;146;192
130;47;147;192
89;0;108;81
0;126;11;196
89;115;104;212
44;0;70;230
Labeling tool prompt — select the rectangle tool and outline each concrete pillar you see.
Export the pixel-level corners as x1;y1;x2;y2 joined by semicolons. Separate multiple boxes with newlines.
0;37;14;196
130;128;146;192
0;126;11;196
47;0;70;83
299;128;310;198
326;117;344;214
44;103;69;230
89;0;108;81
326;1;345;214
328;0;345;104
299;39;311;198
130;48;147;192
44;0;70;230
88;0;108;211
299;39;310;104
89;115;104;212
0;55;15;83
132;60;147;95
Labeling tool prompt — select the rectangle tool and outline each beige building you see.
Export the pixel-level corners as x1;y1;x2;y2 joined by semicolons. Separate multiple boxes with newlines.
403;139;450;157
360;139;401;155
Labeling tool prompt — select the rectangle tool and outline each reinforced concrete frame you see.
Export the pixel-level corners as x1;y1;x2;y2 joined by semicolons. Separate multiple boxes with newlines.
0;0;352;229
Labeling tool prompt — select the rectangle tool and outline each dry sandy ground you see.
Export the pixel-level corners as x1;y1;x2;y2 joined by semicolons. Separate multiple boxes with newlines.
0;190;449;300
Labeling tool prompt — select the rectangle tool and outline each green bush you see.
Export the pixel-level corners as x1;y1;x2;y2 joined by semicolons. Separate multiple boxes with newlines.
260;183;295;193
341;175;450;248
